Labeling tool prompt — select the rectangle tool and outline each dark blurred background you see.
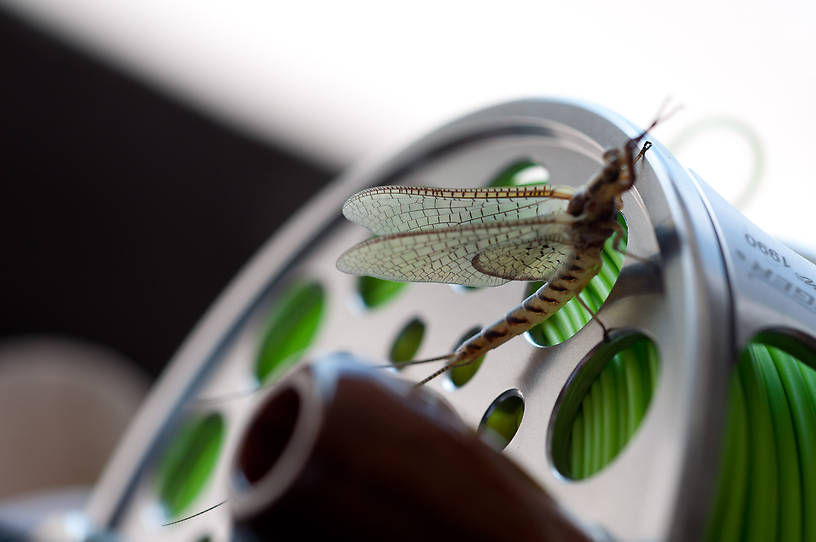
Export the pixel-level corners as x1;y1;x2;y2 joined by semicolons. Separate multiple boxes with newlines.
0;8;335;380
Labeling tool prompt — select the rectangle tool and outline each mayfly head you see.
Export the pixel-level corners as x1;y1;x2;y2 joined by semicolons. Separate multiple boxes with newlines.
568;101;679;224
566;141;643;224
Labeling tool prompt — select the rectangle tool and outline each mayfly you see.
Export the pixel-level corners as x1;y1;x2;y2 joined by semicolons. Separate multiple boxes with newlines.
337;119;662;385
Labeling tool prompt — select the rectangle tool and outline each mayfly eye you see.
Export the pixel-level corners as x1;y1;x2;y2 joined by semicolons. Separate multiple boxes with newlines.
603;149;622;166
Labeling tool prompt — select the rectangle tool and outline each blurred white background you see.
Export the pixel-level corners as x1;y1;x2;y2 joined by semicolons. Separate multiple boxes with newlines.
3;0;815;248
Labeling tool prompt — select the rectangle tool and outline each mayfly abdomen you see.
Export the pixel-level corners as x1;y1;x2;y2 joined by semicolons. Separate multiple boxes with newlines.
454;250;603;366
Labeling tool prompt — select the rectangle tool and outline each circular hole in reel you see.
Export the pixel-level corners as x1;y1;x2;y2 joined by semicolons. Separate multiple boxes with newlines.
703;332;816;542
388;317;425;368
356;275;408;309
478;389;525;450
550;332;659;480
487;159;551;187
155;412;226;520
236;387;300;488
255;280;326;385
446;325;486;388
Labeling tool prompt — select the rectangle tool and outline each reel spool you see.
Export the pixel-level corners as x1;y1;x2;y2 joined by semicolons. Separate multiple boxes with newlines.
40;99;816;541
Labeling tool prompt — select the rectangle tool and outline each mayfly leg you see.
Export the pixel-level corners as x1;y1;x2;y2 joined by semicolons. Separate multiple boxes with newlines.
574;293;610;341
376;353;455;370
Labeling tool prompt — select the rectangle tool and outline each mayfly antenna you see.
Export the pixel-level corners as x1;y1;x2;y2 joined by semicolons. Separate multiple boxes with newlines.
630;97;682;146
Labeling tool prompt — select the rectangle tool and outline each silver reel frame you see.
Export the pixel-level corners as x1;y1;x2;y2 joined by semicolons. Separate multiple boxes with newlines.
43;99;816;541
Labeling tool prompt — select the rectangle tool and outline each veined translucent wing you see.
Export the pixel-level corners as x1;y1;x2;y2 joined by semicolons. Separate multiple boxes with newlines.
336;217;578;287
342;185;575;235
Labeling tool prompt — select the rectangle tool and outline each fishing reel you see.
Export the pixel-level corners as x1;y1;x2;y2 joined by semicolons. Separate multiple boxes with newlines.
38;99;816;541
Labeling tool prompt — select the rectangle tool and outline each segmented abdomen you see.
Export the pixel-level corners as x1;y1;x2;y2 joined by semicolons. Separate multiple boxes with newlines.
453;250;603;364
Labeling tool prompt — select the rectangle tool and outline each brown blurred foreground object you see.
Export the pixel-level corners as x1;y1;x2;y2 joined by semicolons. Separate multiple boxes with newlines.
231;356;594;541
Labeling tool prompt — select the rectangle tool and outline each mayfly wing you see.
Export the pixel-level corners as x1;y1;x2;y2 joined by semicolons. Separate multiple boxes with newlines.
342;185;576;235
336;217;578;287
